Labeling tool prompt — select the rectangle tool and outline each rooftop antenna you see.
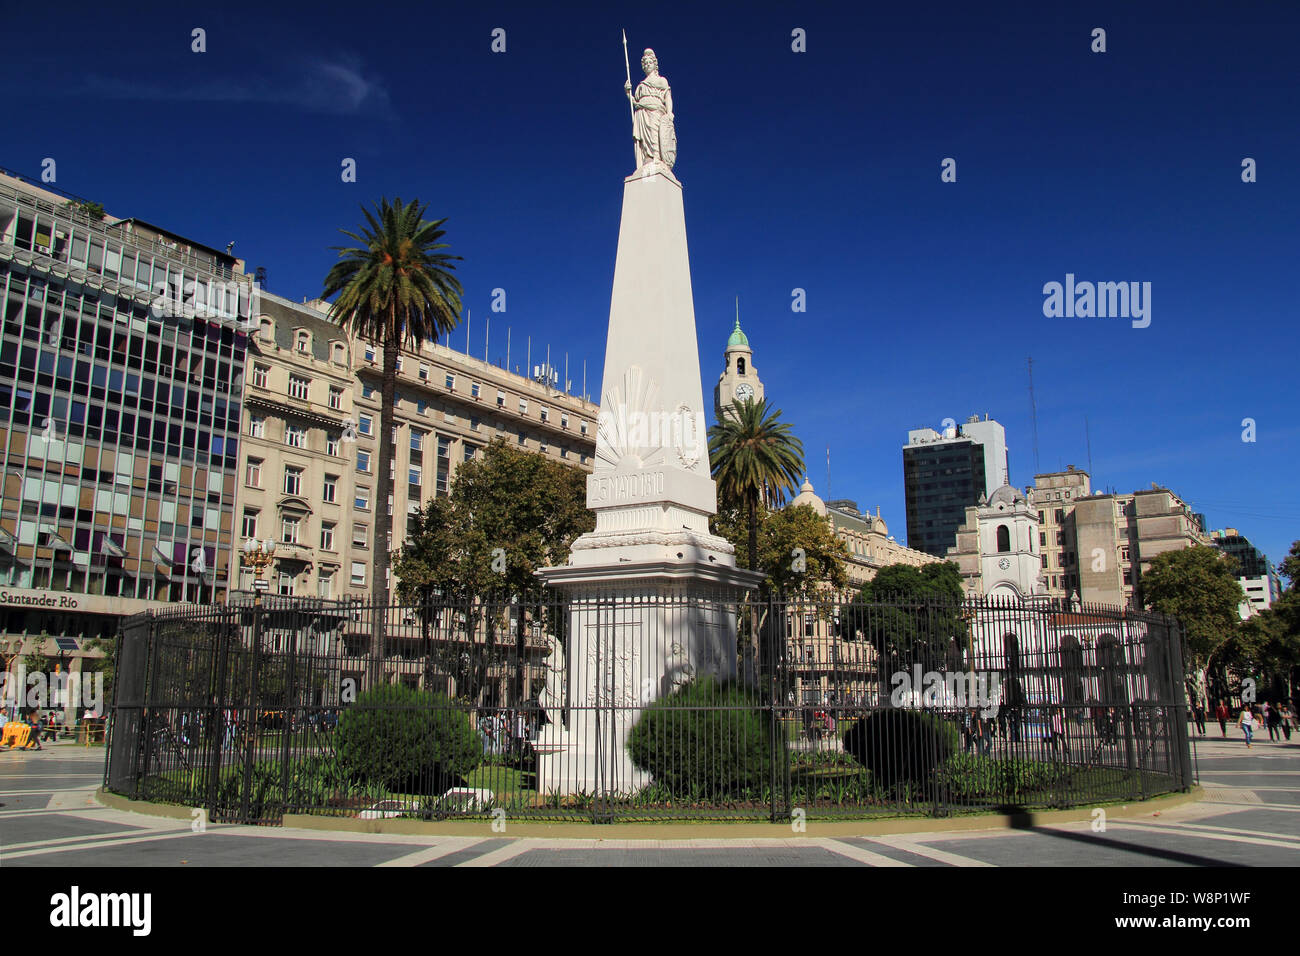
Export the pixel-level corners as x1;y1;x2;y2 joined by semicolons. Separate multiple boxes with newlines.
826;445;831;501
484;313;490;363
1085;415;1093;476
1027;356;1041;474
465;309;471;355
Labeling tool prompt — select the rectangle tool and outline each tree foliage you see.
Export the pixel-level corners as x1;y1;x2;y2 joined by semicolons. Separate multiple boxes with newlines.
1140;546;1245;674
322;198;463;677
708;398;804;573
854;562;969;670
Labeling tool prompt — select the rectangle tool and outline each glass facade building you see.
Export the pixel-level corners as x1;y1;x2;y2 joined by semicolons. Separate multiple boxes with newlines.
0;171;250;650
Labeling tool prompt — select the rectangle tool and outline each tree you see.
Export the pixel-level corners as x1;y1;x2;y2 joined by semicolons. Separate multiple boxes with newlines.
63;199;106;221
322;198;463;684
1279;540;1300;592
856;562;968;679
1140;545;1245;705
755;504;849;597
393;440;593;701
708;398;804;573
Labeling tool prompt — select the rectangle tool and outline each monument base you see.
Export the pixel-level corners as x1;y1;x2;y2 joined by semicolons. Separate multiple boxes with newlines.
534;560;763;796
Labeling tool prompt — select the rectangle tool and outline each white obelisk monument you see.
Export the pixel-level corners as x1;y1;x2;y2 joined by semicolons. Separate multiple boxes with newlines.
535;43;763;795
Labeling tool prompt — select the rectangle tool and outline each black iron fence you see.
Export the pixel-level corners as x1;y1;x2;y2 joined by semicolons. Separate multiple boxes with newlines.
105;590;1192;824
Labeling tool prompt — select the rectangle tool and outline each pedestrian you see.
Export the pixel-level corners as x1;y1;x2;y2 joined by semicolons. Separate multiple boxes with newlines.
27;709;44;751
1238;703;1256;748
1215;700;1229;737
1283;704;1294;742
1049;706;1069;757
1192;700;1206;737
1266;701;1282;742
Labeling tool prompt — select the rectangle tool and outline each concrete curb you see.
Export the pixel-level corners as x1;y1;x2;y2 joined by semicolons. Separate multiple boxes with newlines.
96;786;1201;840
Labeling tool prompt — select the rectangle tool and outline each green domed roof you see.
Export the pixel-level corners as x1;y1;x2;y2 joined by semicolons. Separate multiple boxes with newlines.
727;317;749;348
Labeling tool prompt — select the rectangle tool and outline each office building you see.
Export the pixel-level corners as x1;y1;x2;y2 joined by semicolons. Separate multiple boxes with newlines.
903;415;1009;557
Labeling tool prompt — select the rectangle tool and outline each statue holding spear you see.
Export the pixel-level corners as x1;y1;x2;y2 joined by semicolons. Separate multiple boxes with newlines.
623;34;676;171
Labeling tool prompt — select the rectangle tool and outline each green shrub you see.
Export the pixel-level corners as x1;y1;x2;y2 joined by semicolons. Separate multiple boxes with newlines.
334;684;481;794
626;677;778;800
842;710;960;791
936;753;1066;802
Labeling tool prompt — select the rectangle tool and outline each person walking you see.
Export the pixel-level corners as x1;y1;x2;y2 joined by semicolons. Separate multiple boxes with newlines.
1192;700;1207;737
1238;703;1257;748
1215;700;1229;737
1048;706;1068;757
27;709;44;751
1266;702;1282;742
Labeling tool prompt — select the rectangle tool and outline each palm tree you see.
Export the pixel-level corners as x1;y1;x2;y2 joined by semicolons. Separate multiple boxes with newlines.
708;397;804;573
322;198;463;685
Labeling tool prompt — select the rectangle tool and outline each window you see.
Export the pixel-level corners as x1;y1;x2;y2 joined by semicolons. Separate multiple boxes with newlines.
357;450;371;473
539;439;548;454
410;430;424;453
285;424;306;448
561;413;569;429
470;417;480;432
328;386;343;410
288;375;310;400
1120;546;1130;562
241;510;259;538
408;464;422;486
519;399;528;415
278;571;294;596
296;331;309;353
320;523;335;550
1042;555;1048;568
517;431;525;446
395;355;403;372
246;459;263;487
358;414;373;436
471;382;480;398
419;363;429;380
252;365;268;388
1057;531;1064;545
497;390;506;408
361;381;375;398
323;474;338;503
445;373;455;389
560;447;569;459
417;399;427;415
364;344;375;363
1038;510;1045;523
580;420;588;436
351;561;366;586
318;570;334;598
1039;532;1047;546
332;343;346;365
283;466;302;495
464;445;476;463
1054;509;1065;523
353;524;368;548
326;433;341;456
540;407;549;423
437;436;450;458
248;416;265;438
355;486;370;510
996;525;1011;553
282;517;300;544
444;409;456;424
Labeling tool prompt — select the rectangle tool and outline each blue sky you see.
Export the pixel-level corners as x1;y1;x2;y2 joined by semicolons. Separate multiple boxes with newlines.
6;0;1297;566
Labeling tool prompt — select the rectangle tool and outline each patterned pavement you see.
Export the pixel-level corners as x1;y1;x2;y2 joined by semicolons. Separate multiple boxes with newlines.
2;732;1297;866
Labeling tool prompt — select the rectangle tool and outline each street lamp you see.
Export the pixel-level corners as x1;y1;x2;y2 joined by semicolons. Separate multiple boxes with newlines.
241;537;277;608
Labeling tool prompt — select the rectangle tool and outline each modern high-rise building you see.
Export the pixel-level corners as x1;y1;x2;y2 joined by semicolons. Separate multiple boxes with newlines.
0;168;252;703
902;415;1008;557
1210;528;1282;617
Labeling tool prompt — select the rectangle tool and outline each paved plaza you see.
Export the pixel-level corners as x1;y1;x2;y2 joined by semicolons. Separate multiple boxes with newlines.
2;733;1297;867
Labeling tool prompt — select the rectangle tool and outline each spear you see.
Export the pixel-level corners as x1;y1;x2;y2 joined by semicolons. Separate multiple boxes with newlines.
622;30;637;166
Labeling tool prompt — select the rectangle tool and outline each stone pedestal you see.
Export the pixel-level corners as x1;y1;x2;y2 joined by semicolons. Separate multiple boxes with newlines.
536;164;763;795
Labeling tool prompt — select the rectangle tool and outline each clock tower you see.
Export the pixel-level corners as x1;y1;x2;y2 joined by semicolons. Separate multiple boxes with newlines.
714;312;764;420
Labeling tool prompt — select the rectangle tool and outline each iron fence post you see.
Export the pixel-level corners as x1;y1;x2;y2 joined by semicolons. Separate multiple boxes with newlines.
240;600;263;823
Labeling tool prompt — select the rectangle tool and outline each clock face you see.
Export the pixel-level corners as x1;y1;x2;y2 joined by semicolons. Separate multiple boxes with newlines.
734;384;755;401
998;557;1011;570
